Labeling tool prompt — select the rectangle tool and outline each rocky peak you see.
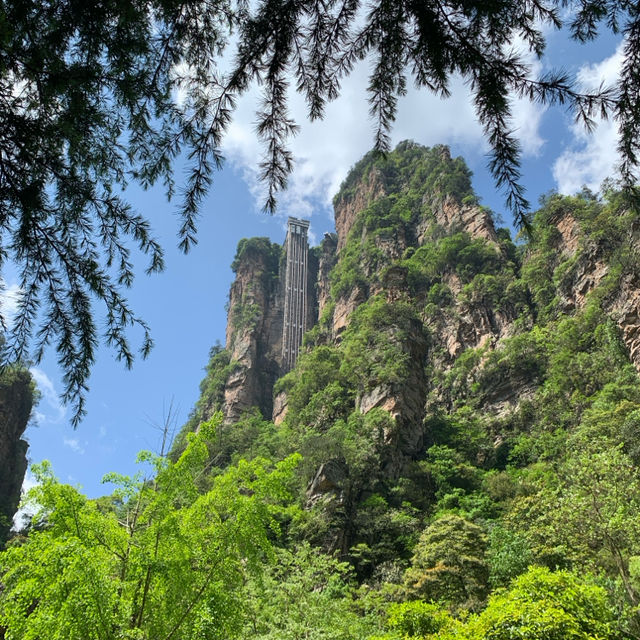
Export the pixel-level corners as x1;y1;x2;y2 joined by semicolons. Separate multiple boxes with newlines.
221;231;321;424
333;167;385;253
223;238;283;423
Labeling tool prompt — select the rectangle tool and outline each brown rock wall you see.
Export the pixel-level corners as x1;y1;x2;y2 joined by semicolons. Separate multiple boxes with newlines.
418;195;498;244
548;212;640;372
223;248;283;423
334;169;385;252
0;369;33;542
332;286;367;338
317;233;338;319
606;273;640;371
357;318;429;479
272;391;288;425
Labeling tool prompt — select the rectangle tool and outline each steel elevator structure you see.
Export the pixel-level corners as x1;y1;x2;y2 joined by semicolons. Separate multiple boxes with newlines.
281;217;310;371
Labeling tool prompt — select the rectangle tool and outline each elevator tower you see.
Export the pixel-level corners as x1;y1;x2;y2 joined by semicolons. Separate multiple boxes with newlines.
282;217;310;371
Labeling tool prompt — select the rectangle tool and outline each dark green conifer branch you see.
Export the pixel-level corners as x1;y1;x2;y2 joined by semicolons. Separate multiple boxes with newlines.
0;0;638;423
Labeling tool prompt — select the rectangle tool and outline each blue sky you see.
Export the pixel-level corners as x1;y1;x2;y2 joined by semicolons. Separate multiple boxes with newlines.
8;26;626;501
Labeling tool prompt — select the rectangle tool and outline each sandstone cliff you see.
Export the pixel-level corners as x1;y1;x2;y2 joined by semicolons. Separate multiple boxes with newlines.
0;368;33;543
221;234;319;423
223;238;284;422
179;141;640;564
547;205;640;372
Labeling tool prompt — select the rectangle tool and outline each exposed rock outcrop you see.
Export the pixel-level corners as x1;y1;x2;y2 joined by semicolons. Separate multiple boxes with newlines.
548;208;640;372
358;317;429;479
612;275;640;369
334;168;385;252
307;459;349;506
223;240;283;422
223;234;320;423
272;390;288;425
0;369;33;543
419;195;498;244
316;233;338;319
332;285;367;338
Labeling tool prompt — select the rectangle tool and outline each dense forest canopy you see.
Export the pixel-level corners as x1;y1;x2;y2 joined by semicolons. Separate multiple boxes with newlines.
1;0;639;422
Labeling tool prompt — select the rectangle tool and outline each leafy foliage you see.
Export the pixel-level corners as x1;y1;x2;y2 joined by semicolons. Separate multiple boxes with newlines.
243;543;374;640
384;600;453;638
231;238;282;275
0;417;300;640
403;514;488;610
438;567;616;640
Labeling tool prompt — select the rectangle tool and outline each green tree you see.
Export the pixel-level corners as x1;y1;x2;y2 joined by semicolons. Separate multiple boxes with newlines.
384;601;453;638
0;416;300;640
554;447;640;607
403;514;488;610
439;567;616;640
244;543;375;640
486;525;532;589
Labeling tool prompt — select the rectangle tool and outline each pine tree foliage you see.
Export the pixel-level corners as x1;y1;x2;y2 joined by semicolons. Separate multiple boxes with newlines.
0;0;637;422
0;0;239;423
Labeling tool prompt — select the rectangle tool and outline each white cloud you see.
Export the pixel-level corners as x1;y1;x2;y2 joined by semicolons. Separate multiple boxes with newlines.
29;367;67;424
223;49;548;220
553;43;624;194
63;437;85;455
12;470;39;530
0;281;23;327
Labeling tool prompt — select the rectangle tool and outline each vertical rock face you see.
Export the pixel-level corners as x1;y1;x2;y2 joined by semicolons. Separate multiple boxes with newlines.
357;314;430;479
316;233;337;320
546;208;640;373
325;148;504;462
0;369;33;543
332;286;367;338
222;234;320;423
420;195;497;244
611;275;640;370
333;167;386;252
223;239;283;422
221;143;510;471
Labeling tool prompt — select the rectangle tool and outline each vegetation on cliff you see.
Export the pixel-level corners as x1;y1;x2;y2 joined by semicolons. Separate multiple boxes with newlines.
4;143;640;638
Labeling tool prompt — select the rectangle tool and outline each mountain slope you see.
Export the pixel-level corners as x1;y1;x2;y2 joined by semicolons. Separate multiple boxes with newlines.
174;142;640;631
